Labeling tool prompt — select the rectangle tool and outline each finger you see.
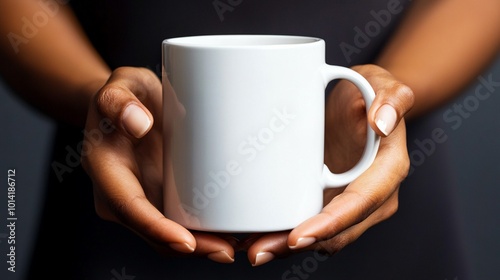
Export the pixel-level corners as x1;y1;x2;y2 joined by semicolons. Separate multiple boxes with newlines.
84;140;197;253
369;82;414;137
149;231;236;263
192;232;236;263
353;65;415;137
93;67;161;138
247;190;400;266
312;189;399;256
288;120;409;249
82;101;197;254
245;231;290;266
83;109;234;263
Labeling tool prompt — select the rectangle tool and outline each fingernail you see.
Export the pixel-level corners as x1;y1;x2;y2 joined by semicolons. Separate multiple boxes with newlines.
122;103;152;138
207;250;235;264
375;104;397;136
252;252;274;266
169;242;195;253
289;237;316;250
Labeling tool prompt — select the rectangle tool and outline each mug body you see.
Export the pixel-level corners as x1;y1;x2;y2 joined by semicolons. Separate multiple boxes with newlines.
163;35;327;232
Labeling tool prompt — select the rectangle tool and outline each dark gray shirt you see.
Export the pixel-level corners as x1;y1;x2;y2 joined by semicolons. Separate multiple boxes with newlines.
27;1;470;279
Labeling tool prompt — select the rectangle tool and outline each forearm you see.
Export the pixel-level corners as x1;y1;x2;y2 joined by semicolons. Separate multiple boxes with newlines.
376;0;500;120
0;1;111;127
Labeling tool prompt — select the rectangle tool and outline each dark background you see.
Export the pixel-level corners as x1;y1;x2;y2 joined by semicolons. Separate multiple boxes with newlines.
1;53;499;280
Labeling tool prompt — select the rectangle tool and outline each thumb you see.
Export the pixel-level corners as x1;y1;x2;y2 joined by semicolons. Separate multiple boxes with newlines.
93;67;161;138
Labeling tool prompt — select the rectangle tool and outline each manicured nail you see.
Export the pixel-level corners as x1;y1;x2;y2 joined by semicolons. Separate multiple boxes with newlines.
207;250;235;264
169;242;195;253
289;237;316;250
122;103;152;138
375;104;397;136
252;252;274;266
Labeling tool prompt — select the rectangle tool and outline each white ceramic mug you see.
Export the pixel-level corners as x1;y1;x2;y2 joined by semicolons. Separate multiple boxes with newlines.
162;35;380;232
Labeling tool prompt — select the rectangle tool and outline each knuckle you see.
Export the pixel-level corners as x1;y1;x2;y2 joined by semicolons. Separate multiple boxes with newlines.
357;190;381;215
364;63;382;74
113;66;133;76
397;147;412;179
327;232;356;254
389;200;399;217
343;190;380;223
371;198;399;226
352;63;379;75
385;195;399;218
332;234;352;250
94;85;123;116
142;72;158;86
401;153;411;178
393;83;415;113
315;239;342;256
108;194;145;225
139;67;162;90
139;66;158;78
391;149;411;181
376;192;399;223
94;194;130;223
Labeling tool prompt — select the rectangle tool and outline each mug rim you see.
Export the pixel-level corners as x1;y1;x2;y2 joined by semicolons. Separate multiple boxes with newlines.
163;34;323;49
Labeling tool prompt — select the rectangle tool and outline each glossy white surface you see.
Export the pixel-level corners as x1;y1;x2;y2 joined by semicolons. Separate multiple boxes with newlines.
162;35;379;232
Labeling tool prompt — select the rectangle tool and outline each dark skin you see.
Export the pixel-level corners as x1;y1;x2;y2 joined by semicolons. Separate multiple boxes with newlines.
1;0;499;266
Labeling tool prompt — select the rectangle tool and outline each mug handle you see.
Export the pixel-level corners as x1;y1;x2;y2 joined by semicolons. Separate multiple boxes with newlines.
320;65;381;188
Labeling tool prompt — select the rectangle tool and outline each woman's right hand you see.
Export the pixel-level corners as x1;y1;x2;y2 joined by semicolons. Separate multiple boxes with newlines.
81;67;236;263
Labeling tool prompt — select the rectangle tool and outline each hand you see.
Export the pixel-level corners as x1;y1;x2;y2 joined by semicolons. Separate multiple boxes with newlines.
81;67;236;263
242;64;414;266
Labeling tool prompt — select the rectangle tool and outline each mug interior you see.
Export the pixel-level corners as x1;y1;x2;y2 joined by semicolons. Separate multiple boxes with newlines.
164;34;321;48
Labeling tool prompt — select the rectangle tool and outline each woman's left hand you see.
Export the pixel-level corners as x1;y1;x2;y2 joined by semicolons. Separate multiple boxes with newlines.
241;64;414;266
